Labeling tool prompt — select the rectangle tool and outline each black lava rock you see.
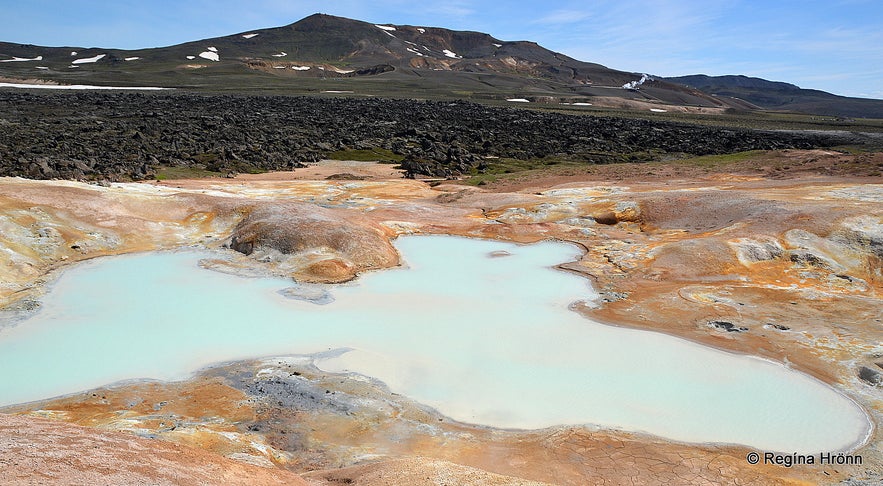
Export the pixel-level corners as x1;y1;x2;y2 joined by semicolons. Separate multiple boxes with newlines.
0;91;837;180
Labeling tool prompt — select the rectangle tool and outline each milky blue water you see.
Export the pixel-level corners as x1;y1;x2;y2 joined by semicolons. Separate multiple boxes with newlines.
0;235;869;452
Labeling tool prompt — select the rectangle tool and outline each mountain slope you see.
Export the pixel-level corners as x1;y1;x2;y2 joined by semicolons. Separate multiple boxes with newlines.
1;14;880;118
667;74;883;118
0;14;727;106
0;13;625;83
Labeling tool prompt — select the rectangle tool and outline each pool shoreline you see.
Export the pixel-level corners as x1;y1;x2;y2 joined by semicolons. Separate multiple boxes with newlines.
0;235;873;454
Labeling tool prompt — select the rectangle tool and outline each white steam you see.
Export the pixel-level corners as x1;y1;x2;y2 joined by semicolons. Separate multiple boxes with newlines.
622;74;652;90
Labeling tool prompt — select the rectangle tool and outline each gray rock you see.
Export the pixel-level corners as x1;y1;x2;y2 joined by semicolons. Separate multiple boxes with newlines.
858;366;882;386
730;236;784;263
708;320;748;332
278;286;335;305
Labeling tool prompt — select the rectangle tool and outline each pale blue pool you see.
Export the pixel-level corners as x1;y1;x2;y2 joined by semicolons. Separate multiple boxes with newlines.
0;235;869;452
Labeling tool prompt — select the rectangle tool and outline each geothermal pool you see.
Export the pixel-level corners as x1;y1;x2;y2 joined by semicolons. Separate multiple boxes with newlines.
0;235;869;452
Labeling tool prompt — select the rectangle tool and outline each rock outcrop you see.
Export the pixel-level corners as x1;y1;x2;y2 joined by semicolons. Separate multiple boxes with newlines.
228;203;399;282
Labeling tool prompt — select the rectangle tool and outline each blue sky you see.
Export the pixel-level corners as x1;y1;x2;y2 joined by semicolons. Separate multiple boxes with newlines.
2;0;881;98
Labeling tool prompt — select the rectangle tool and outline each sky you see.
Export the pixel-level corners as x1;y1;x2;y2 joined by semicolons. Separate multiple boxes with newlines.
2;0;881;99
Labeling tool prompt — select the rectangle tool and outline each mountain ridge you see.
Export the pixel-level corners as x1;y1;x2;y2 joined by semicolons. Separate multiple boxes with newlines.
1;13;881;118
665;74;883;118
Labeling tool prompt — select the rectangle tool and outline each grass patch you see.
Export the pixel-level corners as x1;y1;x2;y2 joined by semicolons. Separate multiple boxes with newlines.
462;150;777;185
225;164;269;175
830;145;877;155
463;156;586;185
532;103;883;133
667;150;765;168
464;173;500;186
325;147;405;162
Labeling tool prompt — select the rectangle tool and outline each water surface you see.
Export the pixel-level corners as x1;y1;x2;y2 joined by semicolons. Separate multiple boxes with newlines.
0;236;869;452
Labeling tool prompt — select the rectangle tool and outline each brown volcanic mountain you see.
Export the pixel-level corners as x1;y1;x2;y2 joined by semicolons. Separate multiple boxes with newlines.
0;12;629;84
2;13;879;117
0;14;729;107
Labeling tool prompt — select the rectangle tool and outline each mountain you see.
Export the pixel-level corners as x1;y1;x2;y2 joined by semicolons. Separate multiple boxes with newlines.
666;75;883;119
1;13;880;118
0;14;729;106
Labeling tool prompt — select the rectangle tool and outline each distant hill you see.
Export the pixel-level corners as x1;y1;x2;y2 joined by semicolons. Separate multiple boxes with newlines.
1;13;881;118
666;75;883;118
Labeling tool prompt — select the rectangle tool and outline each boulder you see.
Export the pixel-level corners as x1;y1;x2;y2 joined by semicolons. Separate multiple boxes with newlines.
729;236;784;264
228;203;398;282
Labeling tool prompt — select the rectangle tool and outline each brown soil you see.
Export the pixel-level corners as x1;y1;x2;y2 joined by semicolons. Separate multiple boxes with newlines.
232;160;406;182
5;364;822;486
0;413;309;485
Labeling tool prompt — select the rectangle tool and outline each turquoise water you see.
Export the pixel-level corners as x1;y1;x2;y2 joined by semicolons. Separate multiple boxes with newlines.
0;235;869;452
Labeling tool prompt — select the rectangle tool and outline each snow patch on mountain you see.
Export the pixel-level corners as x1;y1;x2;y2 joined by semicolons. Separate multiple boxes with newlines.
406;48;424;57
242;33;259;39
442;49;461;59
198;51;220;62
493;43;502;48
417;28;426;33
70;51;77;56
272;52;287;57
207;46;218;52
0;82;169;90
71;54;106;64
507;98;530;103
124;57;140;61
186;56;196;60
291;66;311;71
375;24;397;31
0;56;43;63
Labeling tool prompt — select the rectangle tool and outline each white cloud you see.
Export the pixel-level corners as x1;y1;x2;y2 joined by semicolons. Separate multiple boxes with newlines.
433;3;476;17
534;9;591;24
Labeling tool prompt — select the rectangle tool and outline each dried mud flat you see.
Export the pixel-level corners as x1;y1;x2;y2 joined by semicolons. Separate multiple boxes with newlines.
0;151;881;485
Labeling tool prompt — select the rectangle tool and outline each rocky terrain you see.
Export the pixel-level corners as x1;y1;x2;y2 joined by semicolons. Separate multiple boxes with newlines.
0;153;880;484
0;91;848;182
